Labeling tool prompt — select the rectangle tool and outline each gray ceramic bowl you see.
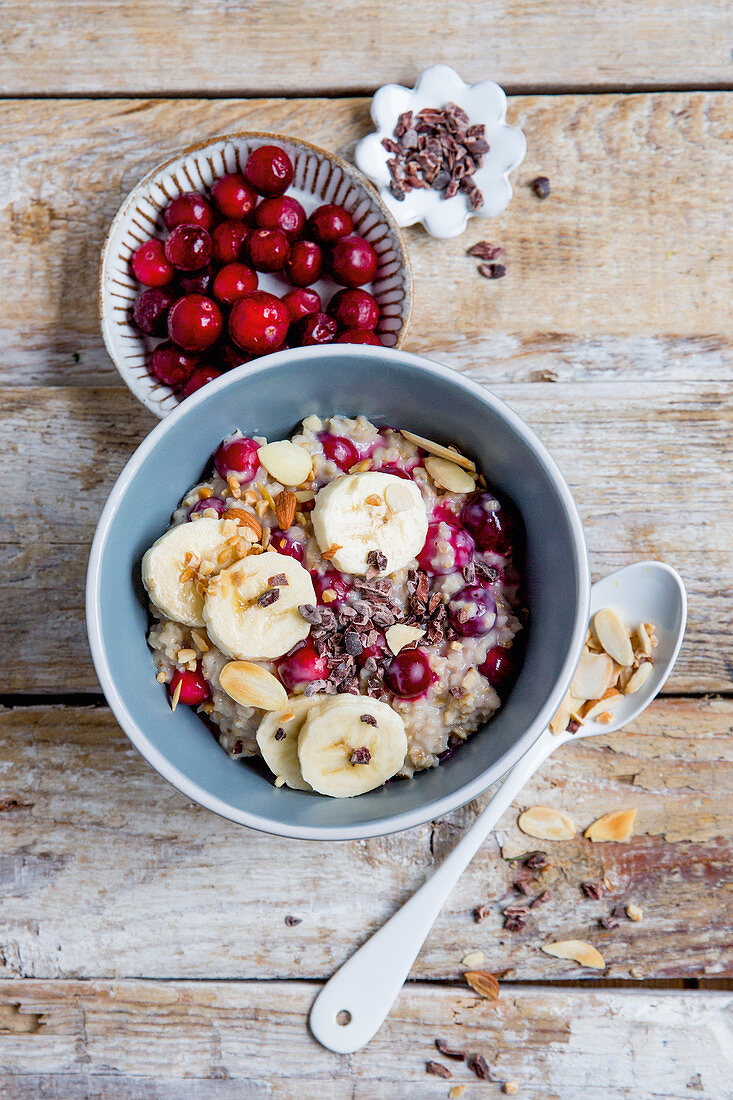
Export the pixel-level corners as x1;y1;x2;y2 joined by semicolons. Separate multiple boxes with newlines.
87;346;589;840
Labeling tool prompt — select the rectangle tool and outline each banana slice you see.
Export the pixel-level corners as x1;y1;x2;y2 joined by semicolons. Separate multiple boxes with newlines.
311;471;427;576
203;552;315;661
141;517;234;628
297;695;407;798
256;695;330;791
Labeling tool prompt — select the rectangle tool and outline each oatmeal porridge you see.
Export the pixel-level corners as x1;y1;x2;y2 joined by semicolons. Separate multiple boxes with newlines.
142;415;527;797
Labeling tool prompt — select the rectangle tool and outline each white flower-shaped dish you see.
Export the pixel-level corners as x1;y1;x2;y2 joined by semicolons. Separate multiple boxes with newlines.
355;65;526;239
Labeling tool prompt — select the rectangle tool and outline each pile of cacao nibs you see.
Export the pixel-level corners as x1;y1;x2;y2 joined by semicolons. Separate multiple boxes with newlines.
383;102;489;209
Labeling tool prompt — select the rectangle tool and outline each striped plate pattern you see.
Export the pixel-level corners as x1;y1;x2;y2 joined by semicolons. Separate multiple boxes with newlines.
100;132;413;418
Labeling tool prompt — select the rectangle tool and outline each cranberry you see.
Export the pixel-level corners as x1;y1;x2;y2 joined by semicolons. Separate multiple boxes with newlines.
217;341;250;371
248;228;290;272
163;191;214;232
214;434;260;482
278;639;328;691
376;463;412;480
293;311;337;346
269;527;305;562
312;569;351;608
335;330;383;345
282;287;321;322
331;235;379;287
448;585;497;636
131;238;174;287
284;240;323;286
164;224;212;271
180;365;222;397
417;521;475;576
178;264;214;295
188;495;227;519
212;262;258;306
169;666;210;705
149;341;198;387
132;288;176;336
479;645;522;698
385;648;433;699
356;633;388;669
318;432;359;471
210;173;258;220
460;491;520;554
328;288;379;330
254;195;306;240
211;221;251;264
307;203;354;244
229;291;289;353
244;145;294;196
167;294;222;352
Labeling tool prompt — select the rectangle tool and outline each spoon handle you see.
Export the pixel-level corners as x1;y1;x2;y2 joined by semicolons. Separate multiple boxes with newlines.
309;725;561;1054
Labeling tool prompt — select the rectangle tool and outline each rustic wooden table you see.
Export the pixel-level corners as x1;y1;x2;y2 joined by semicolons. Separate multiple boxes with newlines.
1;3;732;1096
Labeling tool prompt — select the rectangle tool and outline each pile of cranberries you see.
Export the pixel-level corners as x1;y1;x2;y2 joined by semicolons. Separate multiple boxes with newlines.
129;144;384;399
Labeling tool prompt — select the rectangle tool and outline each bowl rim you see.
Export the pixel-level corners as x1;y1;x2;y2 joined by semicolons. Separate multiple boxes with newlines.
86;345;590;840
98;129;414;418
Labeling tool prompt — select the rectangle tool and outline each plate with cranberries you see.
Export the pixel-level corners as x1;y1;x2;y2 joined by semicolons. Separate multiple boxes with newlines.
100;133;412;417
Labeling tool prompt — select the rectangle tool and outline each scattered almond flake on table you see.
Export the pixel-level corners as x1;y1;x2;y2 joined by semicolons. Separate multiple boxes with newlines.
504;1082;520;1095
518;805;576;840
541;940;605;969
464;970;500;1000
584;807;637;842
461;950;484;968
626;903;644;921
449;1087;467;1100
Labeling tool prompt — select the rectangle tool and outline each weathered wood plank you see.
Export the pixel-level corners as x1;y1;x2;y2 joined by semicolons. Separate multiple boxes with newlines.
0;94;731;387
0;979;729;1098
1;1;731;94
2;383;730;692
0;699;729;982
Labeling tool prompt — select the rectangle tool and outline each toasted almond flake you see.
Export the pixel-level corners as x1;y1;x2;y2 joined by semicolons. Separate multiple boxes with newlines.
570;651;615;702
464;970;500;1000
261;527;271;549
594;607;634;666
449;640;463;652
541;940;605;969
549;690;583;736
280;712;295;722
518;805;576;840
321;589;337;603
219;661;288;711
322;543;342;561
584;807;637;842
462;950;484;968
635;622;653;657
449;1087;466;1100
156;670;166;683
365;493;383;505
198;486;213;500
399;429;476;472
177;648;197;664
244;489;259;504
295;511;307;526
258;440;313;486
386;624;426;655
274;776;286;788
624;661;653;694
384;480;416;514
226;475;242;499
424;455;477;494
186;660;197;672
217;548;232;565
222;519;238;537
178;566;194;583
259;483;277;509
603;876;615;893
644;623;659;648
293;490;315;502
255;499;269;517
581;690;623;723
191;631;209;653
348;458;372;473
504;1082;519;1094
626;903;643;922
170;679;183;712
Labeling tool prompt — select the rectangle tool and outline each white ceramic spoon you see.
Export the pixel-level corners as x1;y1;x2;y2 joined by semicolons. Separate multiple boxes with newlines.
310;561;687;1054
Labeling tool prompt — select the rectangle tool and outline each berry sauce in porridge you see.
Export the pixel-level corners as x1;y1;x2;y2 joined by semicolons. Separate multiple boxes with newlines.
142;415;527;798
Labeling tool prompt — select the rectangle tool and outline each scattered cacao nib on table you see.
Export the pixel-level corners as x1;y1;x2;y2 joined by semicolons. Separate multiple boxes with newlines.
284;914;302;926
532;175;551;198
384;103;488;209
426;1061;453;1079
467;240;507;280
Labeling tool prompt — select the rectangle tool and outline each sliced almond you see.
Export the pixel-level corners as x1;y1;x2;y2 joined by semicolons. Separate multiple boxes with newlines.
177;648;197;664
365;493;383;505
549;691;583;736
399;429;476;472
293;490;315;503
257;441;313;486
170;678;183;712
504;1084;519;1096
581;689;623;723
321;543;342;561
518;806;576;840
594;607;634;667
385;624;426;655
424;455;477;494
274;489;297;531
570;651;615;702
624;661;653;695
464;970;500;1000
348;458;372;473
584;807;637;842
198;486;213;500
626;903;643;922
461;950;484;968
449;1088;467;1100
541;940;605;969
384;480;415;514
225;508;263;540
219;661;288;712
635;622;653;657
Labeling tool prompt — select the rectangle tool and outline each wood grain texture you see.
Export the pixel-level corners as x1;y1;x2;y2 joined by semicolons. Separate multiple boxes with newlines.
0;94;731;387
0;980;730;1098
2;383;730;693
1;1;732;94
0;699;729;982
